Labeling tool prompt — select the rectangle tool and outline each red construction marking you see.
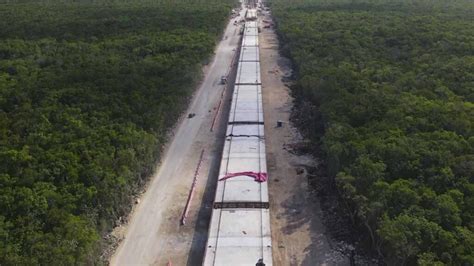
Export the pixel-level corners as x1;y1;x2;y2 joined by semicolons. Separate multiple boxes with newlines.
210;87;225;132
219;172;268;182
181;149;205;225
210;36;242;132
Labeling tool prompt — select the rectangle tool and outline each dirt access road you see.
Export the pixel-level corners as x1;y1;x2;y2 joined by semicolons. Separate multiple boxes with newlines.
110;8;245;266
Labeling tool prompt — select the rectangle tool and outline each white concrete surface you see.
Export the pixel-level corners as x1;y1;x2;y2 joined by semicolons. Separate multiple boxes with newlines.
239;46;260;62
245;21;258;28
242;34;259;47
229;85;263;123
235;61;261;84
204;209;272;266
203;19;272;266
244;27;259;36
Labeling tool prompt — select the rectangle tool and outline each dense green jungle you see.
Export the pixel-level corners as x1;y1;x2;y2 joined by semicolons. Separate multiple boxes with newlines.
0;0;234;263
271;0;473;264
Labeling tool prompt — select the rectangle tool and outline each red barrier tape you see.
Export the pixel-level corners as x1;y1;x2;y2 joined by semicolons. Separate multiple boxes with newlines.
180;149;205;225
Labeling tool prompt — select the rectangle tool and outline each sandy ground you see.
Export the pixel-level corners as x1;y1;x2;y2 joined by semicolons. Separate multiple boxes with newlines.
259;11;350;266
109;8;244;266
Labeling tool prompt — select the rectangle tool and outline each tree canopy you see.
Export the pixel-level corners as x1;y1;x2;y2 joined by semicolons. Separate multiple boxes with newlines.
0;0;234;263
271;0;473;264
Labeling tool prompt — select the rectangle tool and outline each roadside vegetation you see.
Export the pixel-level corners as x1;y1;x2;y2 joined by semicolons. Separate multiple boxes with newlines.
271;0;473;264
0;0;234;263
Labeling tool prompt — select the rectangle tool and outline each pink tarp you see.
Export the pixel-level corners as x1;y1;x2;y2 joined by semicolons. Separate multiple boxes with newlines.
219;172;268;182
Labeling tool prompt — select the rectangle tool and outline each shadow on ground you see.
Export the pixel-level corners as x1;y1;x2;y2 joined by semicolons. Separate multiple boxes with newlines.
186;46;240;266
